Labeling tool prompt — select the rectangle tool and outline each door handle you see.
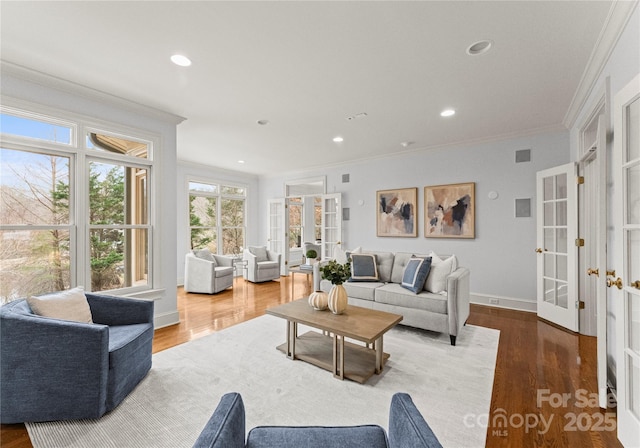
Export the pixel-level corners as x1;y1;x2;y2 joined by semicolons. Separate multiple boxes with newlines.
587;268;599;277
631;280;640;289
535;248;543;253
606;277;623;290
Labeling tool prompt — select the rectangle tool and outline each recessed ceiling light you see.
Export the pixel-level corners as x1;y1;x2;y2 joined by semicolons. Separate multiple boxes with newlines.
466;40;493;56
170;54;192;67
400;141;414;148
440;109;456;117
257;119;269;126
238;160;245;164
333;136;344;143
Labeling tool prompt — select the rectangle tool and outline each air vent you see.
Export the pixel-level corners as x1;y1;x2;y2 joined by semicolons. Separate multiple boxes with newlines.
515;198;531;218
515;149;531;163
342;174;350;183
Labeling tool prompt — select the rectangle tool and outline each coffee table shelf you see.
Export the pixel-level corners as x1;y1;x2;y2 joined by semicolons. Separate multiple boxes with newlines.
276;331;391;383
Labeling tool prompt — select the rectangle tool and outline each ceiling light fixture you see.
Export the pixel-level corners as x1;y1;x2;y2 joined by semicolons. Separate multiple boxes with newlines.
466;40;493;56
333;136;344;143
400;141;414;148
238;160;245;164
170;54;192;67
440;109;456;117
257;119;269;126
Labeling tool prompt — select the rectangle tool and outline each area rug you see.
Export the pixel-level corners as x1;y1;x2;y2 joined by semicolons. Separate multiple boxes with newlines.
27;314;499;448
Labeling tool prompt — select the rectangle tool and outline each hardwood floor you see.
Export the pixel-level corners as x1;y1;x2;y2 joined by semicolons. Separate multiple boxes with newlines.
1;277;623;447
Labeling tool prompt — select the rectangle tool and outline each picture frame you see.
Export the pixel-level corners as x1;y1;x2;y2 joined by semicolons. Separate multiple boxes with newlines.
376;187;418;237
424;182;475;238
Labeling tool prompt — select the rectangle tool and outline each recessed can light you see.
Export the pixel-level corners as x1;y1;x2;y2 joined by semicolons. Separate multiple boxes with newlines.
238;160;245;164
466;40;493;56
333;136;344;143
170;54;192;67
440;109;456;117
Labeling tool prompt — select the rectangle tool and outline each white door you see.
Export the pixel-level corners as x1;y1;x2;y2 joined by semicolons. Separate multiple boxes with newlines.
612;73;640;447
267;198;287;275
536;163;579;332
321;193;342;260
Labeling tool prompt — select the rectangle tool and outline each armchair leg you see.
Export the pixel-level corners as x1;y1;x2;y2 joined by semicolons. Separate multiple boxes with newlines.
449;335;456;346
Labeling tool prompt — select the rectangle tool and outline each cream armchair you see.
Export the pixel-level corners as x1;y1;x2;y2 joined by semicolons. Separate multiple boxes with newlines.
184;250;235;294
243;246;281;283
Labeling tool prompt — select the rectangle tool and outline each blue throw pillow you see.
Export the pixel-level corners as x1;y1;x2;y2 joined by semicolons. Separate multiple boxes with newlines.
349;254;379;282
401;257;432;293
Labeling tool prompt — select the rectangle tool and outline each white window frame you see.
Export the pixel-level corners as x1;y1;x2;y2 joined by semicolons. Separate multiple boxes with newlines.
0;98;159;296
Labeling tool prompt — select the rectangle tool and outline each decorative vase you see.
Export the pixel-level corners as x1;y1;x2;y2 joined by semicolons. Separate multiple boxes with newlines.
328;284;348;315
308;290;328;311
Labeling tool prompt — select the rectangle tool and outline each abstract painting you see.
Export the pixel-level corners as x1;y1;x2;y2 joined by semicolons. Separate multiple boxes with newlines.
376;187;418;237
424;182;475;238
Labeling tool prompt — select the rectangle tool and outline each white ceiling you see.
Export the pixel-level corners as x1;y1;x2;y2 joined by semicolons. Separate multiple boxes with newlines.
0;1;614;175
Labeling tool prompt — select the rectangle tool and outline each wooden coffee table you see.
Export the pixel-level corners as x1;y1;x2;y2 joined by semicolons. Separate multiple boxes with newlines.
266;298;403;383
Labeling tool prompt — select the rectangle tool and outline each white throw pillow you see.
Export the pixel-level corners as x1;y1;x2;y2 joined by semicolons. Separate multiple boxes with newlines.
333;246;348;264
424;252;458;293
193;248;216;265
27;287;93;323
249;246;269;262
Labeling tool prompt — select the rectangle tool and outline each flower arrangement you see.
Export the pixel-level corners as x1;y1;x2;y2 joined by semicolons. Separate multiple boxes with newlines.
320;259;351;285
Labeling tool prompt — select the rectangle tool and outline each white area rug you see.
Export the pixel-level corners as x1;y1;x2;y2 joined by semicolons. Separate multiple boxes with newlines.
27;314;499;448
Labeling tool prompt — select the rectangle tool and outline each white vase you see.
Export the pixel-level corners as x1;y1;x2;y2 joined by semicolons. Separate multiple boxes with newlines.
328;284;348;315
308;290;328;311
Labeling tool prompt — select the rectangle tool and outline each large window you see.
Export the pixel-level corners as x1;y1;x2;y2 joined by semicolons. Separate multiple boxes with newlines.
0;106;155;302
189;181;246;255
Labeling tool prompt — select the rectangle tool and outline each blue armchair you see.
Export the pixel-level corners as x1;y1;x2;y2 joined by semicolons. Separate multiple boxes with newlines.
0;292;154;423
192;392;443;448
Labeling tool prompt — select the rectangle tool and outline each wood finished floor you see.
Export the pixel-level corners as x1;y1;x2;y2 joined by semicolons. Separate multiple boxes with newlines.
1;276;623;448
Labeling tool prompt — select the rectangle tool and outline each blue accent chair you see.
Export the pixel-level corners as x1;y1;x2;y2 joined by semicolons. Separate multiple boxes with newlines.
192;392;443;448
0;293;154;423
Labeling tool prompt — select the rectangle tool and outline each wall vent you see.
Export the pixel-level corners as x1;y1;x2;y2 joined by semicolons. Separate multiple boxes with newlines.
342;208;350;221
342;174;350;183
515;198;531;218
515;149;531;163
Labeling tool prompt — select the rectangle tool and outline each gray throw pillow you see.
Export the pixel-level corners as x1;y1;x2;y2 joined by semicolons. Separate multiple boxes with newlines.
349;253;379;282
193;248;216;265
401;257;432;294
249;246;269;262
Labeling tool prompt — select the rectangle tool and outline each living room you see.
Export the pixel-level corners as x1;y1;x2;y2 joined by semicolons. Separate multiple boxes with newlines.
1;1;639;447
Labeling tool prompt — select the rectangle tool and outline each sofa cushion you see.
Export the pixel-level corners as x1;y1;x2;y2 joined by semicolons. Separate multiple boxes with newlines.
257;261;278;271
27;287;93;324
400;257;432;293
375;283;447;314
363;251;394;283
193;248;216;264
247;425;388;448
214;266;234;278
343;281;384;301
249;246;269;262
349;254;379;282
424;253;458;293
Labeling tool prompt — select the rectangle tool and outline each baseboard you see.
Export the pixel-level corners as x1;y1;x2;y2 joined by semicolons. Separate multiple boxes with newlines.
470;293;537;313
154;310;180;329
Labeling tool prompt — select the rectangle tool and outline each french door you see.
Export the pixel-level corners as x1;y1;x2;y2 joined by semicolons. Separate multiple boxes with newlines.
267;199;286;275
536;163;579;332
612;73;640;447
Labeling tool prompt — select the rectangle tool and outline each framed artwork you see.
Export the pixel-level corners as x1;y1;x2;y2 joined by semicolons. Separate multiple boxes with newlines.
376;187;418;237
424;182;475;238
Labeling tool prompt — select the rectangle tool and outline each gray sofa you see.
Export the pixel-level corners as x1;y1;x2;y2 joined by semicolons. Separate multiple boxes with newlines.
320;251;470;345
0;293;154;423
192;392;443;448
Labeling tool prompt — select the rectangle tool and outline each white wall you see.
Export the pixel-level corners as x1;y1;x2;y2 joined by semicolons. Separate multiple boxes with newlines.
176;161;260;284
569;6;640;390
259;131;570;309
1;64;182;328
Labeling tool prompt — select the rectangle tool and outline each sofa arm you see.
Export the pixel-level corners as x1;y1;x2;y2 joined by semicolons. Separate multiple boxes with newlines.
213;254;234;268
193;392;246;448
87;293;154;326
389;393;442;448
446;267;470;339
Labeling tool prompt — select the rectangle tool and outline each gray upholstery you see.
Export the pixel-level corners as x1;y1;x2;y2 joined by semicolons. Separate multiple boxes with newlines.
320;250;470;345
0;293;153;423
193;392;442;448
243;247;281;283
185;252;234;294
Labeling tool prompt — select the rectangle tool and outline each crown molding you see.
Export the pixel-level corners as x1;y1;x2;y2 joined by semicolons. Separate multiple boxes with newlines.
563;0;639;129
0;61;186;126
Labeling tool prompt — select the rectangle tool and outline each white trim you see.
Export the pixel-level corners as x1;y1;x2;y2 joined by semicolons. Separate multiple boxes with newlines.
470;293;537;313
153;310;181;329
563;0;639;129
1;62;186;125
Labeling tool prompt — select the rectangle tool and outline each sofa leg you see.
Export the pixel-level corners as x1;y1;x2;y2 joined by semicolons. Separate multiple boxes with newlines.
450;335;456;346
